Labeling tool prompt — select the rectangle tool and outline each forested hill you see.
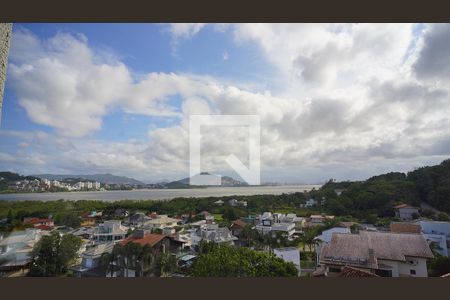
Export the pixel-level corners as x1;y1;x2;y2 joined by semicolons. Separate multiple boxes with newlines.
318;159;450;217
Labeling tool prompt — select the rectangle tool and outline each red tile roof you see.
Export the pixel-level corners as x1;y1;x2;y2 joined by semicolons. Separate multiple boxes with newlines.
339;266;380;277
394;203;409;209
34;225;54;231
120;233;166;247
24;218;53;225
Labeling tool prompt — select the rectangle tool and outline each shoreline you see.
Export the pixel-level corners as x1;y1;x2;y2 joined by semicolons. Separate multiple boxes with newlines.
0;185;321;202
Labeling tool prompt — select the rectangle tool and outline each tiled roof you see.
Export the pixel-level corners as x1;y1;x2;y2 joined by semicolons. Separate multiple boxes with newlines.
120;233;166;247
232;219;247;228
83;242;114;257
321;231;434;269
34;225;54;231
339;266;379;277
390;222;422;234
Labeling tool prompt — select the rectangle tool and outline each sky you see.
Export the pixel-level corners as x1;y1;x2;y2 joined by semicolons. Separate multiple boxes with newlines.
1;23;450;184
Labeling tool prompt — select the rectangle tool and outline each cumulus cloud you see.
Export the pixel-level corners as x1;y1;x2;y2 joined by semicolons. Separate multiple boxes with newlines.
3;24;450;183
413;24;450;81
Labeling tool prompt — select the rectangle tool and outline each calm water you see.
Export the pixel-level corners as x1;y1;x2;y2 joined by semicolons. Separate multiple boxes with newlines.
0;185;321;202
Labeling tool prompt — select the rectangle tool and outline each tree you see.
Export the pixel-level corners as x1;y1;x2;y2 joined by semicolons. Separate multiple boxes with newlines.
192;244;298;277
6;209;13;224
54;212;81;229
28;232;82;276
153;252;177;277
437;212;450;222
428;255;450;277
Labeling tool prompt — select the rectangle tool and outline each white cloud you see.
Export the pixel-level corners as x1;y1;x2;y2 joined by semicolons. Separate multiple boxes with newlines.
4;24;450;183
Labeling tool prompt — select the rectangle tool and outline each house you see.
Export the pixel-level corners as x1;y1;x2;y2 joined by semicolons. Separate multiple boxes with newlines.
106;231;172;277
128;212;150;227
309;214;335;226
334;189;345;196
315;227;351;263
417;220;450;257
113;208;129;218
214;200;224;206
190;223;237;246
276;213;306;230
0;229;50;272
228;199;247;207
274;247;300;274
71;242;114;277
91;220;128;244
394;204;420;221
23;217;54;230
70;227;95;239
390;222;422;234
300;198;318;208
162;227;176;236
231;219;248;237
80;217;96;227
143;215;180;230
315;227;351;244
319;231;434;277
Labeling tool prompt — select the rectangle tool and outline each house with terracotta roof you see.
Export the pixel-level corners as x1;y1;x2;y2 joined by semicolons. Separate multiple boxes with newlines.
231;219;247;237
109;230;183;277
318;231;434;277
339;266;380;277
394;204;420;220
23;217;54;230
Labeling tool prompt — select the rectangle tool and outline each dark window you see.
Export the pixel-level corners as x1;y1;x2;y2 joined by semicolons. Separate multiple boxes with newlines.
329;267;341;273
410;269;416;275
375;269;393;277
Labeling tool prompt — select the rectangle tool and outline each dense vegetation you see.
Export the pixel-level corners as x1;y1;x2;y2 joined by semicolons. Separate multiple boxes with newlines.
192;241;298;277
317;159;450;218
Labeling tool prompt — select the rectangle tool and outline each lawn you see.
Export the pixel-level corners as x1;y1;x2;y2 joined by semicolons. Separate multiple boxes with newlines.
213;214;223;221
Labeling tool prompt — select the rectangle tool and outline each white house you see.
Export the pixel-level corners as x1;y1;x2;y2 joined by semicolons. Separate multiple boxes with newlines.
255;212;296;238
0;229;50;270
417;220;450;257
274;247;300;274
303;198;318;208
91;220;128;244
190;223;237;246
71;242;114;277
394;204;420;221
319;231;434;277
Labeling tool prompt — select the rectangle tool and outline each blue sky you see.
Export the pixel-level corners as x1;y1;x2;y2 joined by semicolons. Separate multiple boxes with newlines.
1;24;450;183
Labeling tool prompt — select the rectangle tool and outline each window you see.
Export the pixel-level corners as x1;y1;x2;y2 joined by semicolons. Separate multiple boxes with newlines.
329;267;341;273
410;269;416;275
